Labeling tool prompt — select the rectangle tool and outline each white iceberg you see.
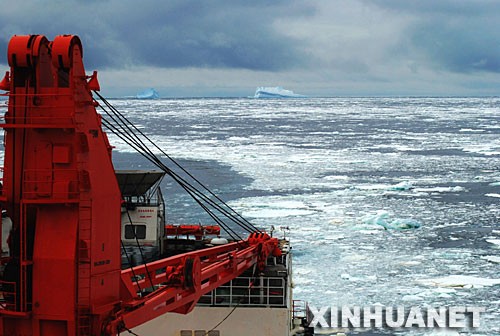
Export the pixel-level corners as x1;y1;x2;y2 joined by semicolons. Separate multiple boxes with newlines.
253;86;307;98
136;88;159;99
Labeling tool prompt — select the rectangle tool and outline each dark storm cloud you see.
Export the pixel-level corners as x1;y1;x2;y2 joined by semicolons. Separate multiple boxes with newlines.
1;0;499;96
409;21;500;73
119;2;308;70
0;0;312;71
366;0;500;73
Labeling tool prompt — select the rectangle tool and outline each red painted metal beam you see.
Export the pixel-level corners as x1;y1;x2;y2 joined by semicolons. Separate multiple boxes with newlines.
106;233;279;334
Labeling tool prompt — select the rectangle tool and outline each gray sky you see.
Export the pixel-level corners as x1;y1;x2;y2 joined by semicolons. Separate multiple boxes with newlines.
1;0;499;97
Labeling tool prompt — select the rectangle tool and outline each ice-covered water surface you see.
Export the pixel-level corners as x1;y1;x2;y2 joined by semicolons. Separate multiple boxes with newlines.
107;97;500;335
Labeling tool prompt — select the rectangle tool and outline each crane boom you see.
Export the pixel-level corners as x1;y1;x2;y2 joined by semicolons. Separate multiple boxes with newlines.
0;34;279;336
109;233;279;334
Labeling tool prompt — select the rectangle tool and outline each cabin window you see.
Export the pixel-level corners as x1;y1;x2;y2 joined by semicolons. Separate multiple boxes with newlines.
124;225;146;239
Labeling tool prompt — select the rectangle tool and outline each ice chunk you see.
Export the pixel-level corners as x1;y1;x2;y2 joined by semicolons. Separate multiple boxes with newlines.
401;294;424;301
241;200;316;218
361;210;421;230
486;193;500;198
486;239;500;247
391;218;422;229
398;260;422;266
136;88;159;99
253;86;307;98
418;275;500;288
413;186;466;193
340;273;351;280
481;255;500;263
387;181;413;191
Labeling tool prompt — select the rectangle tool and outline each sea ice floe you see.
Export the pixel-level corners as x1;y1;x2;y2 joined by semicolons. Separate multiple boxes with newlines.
233;198;317;218
459;128;485;132
324;234;346;240
433;287;457;294
401;294;424;301
417;275;500;288
387;181;413;191
360;210;421;230
341;254;367;262
413;186;466;193
353;184;389;191
481;256;500;263
243;208;315;218
485;193;500;198
398;260;422;266
437;293;453;299
462;143;500;156
486;239;500;247
340;273;351;280
323;175;350;181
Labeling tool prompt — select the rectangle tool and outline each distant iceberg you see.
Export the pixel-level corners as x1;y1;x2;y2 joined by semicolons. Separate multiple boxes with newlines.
136;88;159;99
253;86;307;98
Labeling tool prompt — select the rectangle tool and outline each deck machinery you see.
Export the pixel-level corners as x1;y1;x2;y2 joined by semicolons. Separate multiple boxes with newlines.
0;35;293;336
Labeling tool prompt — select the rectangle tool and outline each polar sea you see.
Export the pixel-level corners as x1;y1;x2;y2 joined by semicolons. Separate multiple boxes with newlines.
105;97;500;336
9;96;500;335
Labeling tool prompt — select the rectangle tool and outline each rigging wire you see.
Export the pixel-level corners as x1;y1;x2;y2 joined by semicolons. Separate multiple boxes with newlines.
95;91;259;233
94;91;259;232
100;117;243;242
99;111;257;237
99;113;243;240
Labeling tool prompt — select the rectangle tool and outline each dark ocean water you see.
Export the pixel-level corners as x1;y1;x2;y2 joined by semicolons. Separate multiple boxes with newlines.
84;97;500;335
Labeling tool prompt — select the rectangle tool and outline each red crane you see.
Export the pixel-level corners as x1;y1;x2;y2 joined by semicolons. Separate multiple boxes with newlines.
0;35;280;335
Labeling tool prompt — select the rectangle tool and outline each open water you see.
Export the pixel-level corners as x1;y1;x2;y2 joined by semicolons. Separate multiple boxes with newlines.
56;97;500;334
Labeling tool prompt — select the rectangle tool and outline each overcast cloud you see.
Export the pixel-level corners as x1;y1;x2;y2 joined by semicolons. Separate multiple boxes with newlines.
0;0;499;96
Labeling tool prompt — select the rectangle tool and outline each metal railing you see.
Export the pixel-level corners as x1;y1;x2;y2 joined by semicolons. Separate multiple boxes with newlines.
199;276;286;307
292;299;307;320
